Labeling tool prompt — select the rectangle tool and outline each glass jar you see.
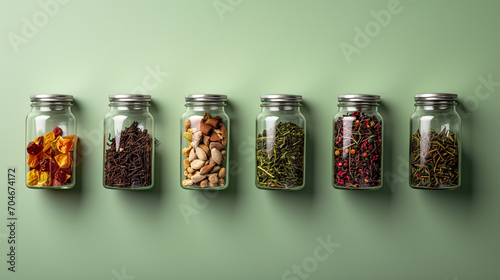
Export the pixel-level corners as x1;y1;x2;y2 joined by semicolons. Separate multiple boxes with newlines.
180;95;229;190
25;95;77;189
410;93;461;190
255;95;306;190
103;95;154;190
333;95;383;190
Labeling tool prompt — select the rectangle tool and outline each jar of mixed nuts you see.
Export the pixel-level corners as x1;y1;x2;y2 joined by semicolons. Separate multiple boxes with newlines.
409;93;461;190
181;94;229;190
333;95;383;190
103;95;155;190
25;95;77;189
255;95;306;190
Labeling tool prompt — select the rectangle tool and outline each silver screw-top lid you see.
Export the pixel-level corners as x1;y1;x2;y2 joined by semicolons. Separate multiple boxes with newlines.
30;94;73;102
338;94;380;102
338;94;380;106
185;94;227;102
109;94;151;102
414;93;458;101
260;95;302;102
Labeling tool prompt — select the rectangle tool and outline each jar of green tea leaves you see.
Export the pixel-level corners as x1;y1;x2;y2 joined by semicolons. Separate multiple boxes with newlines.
409;93;461;190
255;95;306;190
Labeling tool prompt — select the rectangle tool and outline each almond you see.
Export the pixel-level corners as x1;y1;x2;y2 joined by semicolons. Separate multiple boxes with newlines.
220;123;228;146
199;144;211;157
200;164;215;175
212;166;221;173
196;147;207;161
203;135;210;146
209;142;224;151
189;148;197;162
191;172;207;183
191;159;205;170
211;148;222;164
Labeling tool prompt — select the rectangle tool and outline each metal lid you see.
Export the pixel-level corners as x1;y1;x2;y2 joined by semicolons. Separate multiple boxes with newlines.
414;93;458;101
109;94;151;102
338;94;380;102
260;95;302;102
185;94;227;102
30;94;73;102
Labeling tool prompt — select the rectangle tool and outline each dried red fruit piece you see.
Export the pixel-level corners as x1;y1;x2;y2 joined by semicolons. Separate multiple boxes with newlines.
29;165;41;171
58;167;72;174
55;170;67;183
52;179;63;187
27;141;42;155
40;158;59;172
53;126;62;138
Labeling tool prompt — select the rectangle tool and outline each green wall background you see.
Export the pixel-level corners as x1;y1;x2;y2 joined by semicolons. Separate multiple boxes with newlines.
1;0;500;279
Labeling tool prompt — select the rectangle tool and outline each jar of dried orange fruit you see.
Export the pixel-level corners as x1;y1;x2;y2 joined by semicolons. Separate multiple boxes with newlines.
25;95;77;189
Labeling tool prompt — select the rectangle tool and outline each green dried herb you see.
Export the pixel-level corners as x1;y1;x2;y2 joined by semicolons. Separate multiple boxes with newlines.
410;128;459;188
256;122;304;188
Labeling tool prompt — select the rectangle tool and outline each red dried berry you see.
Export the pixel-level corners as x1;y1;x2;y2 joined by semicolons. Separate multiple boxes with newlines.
53;126;62;138
59;167;72;175
29;165;41;171
39;159;50;172
52;179;63;187
49;159;59;171
55;170;66;183
27;141;42;155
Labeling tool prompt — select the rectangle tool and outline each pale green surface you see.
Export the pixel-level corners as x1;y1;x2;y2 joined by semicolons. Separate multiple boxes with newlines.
1;0;500;279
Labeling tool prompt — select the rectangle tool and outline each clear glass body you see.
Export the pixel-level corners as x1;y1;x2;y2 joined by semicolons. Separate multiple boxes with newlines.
333;105;383;190
25;102;77;189
409;103;461;189
255;104;306;190
103;102;154;190
180;102;229;190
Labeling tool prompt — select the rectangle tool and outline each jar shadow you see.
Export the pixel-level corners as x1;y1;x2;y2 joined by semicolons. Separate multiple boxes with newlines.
339;101;393;217
267;100;314;215
43;127;84;213
191;99;241;213
418;101;474;211
117;100;164;215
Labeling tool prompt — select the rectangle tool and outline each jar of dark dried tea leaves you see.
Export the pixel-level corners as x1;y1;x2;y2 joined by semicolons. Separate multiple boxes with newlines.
103;95;155;190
